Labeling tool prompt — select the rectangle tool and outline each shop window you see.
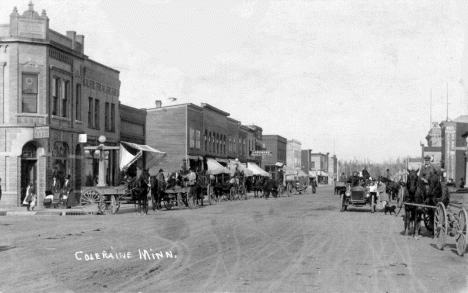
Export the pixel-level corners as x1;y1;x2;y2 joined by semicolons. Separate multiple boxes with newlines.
52;142;69;184
22;73;38;113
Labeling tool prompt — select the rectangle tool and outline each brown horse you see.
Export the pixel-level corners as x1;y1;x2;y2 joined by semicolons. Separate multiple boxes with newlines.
406;169;428;239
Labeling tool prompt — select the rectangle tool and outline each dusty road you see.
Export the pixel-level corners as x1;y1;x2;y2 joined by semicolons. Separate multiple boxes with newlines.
1;185;468;293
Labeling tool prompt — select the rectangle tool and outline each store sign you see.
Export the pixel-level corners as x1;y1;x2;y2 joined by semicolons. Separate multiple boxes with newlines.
33;126;49;139
251;150;272;156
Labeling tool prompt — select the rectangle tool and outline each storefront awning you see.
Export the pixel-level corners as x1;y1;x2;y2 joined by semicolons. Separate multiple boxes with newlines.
215;157;229;164
207;158;230;175
247;162;269;176
228;159;254;177
298;170;308;177
188;155;203;160
120;141;167;171
309;170;329;177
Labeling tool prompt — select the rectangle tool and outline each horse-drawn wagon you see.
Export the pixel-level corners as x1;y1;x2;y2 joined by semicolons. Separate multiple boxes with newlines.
400;169;467;256
80;185;128;214
80;140;167;215
285;172;309;195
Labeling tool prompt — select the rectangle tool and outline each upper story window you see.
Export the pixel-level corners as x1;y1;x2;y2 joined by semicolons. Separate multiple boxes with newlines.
21;73;38;113
110;103;115;131
104;102;109;130
75;84;81;121
94;99;100;129
61;80;69;118
204;129;208;151
52;77;60;116
88;97;93;127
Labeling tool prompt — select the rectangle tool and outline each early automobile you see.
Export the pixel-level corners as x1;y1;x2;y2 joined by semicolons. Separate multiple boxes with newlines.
340;181;377;213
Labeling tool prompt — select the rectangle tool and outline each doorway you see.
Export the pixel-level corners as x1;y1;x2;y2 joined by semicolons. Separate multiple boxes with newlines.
20;142;37;203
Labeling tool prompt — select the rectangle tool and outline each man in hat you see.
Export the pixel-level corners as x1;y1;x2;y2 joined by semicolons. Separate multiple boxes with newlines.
180;158;189;176
419;155;438;183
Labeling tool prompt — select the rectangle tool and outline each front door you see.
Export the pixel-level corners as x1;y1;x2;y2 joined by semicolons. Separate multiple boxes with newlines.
20;142;38;204
20;160;37;203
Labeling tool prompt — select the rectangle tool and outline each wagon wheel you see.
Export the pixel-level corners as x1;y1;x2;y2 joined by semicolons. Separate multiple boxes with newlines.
80;189;102;214
456;208;468;256
108;195;118;215
423;210;434;233
230;187;236;201
239;185;246;200
434;202;448;250
187;187;196;209
340;194;347;212
181;192;189;207
286;183;291;196
114;195;121;214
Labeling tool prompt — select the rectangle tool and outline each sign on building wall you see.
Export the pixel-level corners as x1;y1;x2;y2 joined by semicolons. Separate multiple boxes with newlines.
33;126;49;139
445;126;456;180
251;150;272;156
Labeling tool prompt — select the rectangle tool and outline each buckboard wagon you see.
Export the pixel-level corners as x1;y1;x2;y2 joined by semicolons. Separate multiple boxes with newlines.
402;197;468;256
80;184;128;215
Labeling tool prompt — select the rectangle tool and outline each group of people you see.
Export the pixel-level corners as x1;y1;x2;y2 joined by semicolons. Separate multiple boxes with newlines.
22;174;73;211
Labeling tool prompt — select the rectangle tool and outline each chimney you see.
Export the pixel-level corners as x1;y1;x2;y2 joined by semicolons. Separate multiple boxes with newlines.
66;31;76;50
155;100;162;108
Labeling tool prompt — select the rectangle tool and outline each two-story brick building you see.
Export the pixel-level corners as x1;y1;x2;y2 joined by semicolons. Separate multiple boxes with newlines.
0;3;121;207
262;135;287;180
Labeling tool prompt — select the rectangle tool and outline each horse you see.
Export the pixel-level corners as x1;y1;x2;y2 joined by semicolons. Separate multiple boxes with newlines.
133;171;150;214
253;176;265;198
397;180;413;237
381;176;400;201
406;169;428;239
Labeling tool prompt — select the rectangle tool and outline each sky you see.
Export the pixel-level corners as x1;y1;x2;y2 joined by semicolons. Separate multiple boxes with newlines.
1;0;466;162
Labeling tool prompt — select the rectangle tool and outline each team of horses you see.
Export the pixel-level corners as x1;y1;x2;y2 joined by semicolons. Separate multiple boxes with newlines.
400;169;448;239
129;171;206;213
336;171;448;240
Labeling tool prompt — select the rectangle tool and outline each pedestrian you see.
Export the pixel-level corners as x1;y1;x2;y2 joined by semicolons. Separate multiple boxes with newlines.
187;168;198;206
339;172;347;182
23;182;35;211
51;175;61;202
460;177;465;189
386;169;392;181
377;177;388;211
0;177;2;202
311;177;317;194
62;174;72;208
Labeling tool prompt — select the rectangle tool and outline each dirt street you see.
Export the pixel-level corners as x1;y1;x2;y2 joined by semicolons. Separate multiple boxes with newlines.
1;185;468;293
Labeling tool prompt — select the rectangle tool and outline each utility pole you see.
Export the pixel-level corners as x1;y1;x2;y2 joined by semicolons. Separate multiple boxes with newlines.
430;88;432;128
446;81;449;121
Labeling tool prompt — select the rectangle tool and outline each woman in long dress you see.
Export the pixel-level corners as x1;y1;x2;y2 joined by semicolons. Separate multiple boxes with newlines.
377;177;388;211
23;183;35;211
